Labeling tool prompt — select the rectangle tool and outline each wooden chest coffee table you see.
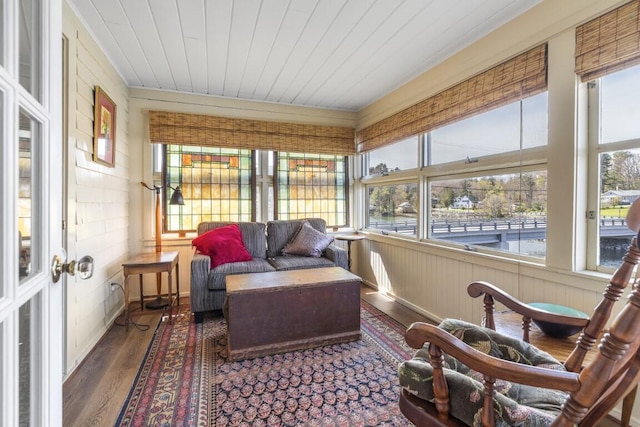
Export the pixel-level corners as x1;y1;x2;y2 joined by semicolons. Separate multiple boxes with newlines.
224;267;362;361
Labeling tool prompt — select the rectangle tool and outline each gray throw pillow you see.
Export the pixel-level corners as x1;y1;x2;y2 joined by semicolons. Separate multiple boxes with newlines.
282;221;334;257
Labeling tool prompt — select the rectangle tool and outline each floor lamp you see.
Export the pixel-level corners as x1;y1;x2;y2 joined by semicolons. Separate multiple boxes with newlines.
141;181;184;309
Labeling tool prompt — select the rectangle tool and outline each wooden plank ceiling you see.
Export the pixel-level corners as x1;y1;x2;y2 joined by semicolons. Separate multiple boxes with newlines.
67;0;540;111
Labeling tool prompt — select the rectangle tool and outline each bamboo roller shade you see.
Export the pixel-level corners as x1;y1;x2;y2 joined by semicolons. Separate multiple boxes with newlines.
148;111;356;156
356;44;547;153
576;0;640;82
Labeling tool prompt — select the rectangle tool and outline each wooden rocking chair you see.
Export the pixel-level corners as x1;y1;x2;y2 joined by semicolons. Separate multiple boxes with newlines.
399;238;640;426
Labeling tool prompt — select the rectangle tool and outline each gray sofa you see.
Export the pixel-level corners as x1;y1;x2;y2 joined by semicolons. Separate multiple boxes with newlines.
190;218;348;323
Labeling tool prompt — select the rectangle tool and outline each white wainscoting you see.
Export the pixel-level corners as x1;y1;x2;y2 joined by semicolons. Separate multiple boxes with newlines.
134;232;614;328
354;234;613;326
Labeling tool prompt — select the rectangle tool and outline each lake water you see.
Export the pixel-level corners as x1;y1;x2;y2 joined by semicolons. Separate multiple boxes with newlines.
368;215;633;268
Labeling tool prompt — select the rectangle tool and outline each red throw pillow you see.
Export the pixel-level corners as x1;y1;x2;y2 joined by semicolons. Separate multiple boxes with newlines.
192;224;252;268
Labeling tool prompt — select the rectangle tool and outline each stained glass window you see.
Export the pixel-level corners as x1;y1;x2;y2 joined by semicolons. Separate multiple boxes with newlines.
162;147;349;231
164;145;253;232
276;152;347;227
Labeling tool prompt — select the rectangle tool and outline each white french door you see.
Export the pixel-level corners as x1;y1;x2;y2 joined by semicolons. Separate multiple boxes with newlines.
0;0;64;425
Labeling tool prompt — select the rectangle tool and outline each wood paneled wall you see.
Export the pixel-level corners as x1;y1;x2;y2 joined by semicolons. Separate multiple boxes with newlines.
353;235;611;326
63;1;130;378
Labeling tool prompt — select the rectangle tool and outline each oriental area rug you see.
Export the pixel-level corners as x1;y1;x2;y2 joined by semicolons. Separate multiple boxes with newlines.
116;301;415;426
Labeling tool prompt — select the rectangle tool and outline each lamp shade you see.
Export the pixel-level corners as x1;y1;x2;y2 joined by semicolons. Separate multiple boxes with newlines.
169;186;184;205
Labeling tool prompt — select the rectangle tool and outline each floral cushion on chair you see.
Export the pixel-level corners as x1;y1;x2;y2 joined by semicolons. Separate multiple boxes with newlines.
398;319;568;426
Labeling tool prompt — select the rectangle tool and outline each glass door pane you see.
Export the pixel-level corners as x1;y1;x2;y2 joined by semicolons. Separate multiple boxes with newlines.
18;109;41;283
19;294;42;426
19;0;41;100
0;90;4;298
0;2;4;66
0;323;4;410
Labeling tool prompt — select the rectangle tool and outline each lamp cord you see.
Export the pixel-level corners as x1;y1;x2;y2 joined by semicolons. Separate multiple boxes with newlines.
111;284;151;331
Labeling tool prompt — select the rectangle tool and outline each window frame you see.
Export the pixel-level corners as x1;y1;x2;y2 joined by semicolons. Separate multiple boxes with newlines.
158;146;351;232
586;77;640;272
364;177;420;238
274;151;350;228
425;163;548;259
359;93;549;262
361;135;421;177
161;144;256;232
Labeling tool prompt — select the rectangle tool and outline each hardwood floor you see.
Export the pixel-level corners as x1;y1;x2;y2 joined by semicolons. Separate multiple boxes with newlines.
62;286;621;427
62;287;427;426
360;285;433;328
63;302;165;426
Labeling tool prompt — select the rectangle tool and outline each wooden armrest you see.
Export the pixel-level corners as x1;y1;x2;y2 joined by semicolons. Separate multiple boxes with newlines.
468;281;589;328
404;322;580;392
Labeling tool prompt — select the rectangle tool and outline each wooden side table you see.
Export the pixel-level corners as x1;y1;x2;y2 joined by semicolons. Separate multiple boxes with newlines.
335;234;365;271
122;251;180;330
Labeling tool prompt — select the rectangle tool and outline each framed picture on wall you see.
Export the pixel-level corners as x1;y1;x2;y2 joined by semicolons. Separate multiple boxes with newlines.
93;86;117;167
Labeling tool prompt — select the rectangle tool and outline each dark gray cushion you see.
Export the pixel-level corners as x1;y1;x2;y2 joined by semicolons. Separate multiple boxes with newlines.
266;218;327;258
282;221;334;257
268;255;335;271
323;244;349;270
207;258;275;290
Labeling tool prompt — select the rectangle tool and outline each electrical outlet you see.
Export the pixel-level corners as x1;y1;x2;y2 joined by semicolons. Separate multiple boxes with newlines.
110;283;119;292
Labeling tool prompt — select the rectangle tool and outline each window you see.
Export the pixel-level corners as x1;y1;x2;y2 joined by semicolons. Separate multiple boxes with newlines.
362;137;420;237
364;136;419;175
161;147;349;232
255;150;274;223
276;152;348;227
361;92;548;258
430;171;547;256
163;145;253;232
366;182;418;236
423;93;548;257
590;64;640;269
600;66;640;144
427;93;548;165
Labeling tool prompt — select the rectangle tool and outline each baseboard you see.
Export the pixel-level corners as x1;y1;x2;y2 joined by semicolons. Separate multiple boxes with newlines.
360;278;442;324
